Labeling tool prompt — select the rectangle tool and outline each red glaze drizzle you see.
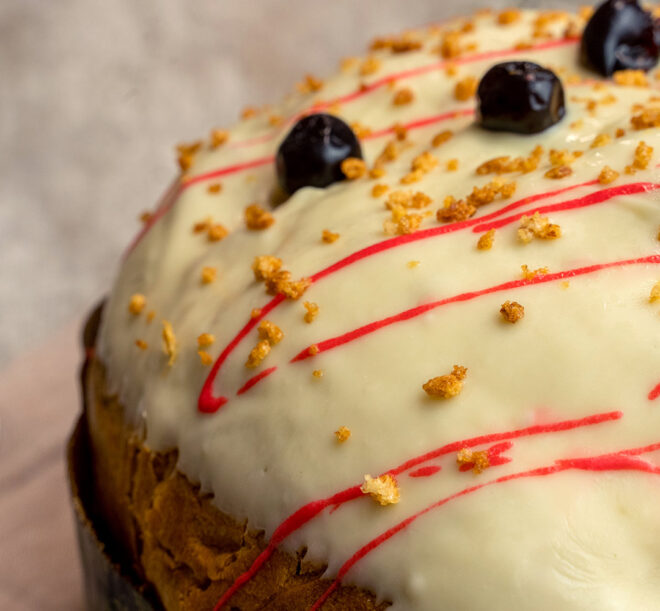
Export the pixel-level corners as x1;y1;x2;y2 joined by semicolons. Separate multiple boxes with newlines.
408;465;442;478
236;367;278;396
309;440;660;610
648;382;660;401
199;179;635;413
212;410;621;609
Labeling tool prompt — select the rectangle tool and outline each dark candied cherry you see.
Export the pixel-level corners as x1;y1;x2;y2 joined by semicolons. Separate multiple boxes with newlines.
581;0;658;76
476;62;565;135
276;113;362;195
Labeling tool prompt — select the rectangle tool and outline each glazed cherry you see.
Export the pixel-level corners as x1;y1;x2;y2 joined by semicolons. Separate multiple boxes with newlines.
276;113;363;195
581;0;658;76
476;62;565;134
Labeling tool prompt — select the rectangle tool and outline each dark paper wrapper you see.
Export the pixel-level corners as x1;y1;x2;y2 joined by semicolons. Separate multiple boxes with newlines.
67;415;158;611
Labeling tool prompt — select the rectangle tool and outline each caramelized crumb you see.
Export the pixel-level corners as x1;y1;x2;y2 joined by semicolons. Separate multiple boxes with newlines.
590;133;611;148
456;448;490;474
210;128;229;148
598;166;619;185
201;266;217;285
245;339;271;368
498;8;521;24
361;474;400;506
193;217;213;234
245;204;275;230
423;365;467;399
613;69;649;87
309;344;320;356
372;184;389;198
252;255;283;281
521;265;549;280
627;140;653;172
296;74;324;94
518;212;561;243
139;211;153;225
303;301;319;323
208;223;229;242
359;56;381;76
476;145;544;175
197;333;215;348
393;87;415;106
477;229;495;251
649;281;660;303
631;108;660;130
162;320;177;366
335;426;351;443
265;270;311;299
431;130;453;148
544;165;573;179
454;76;478;101
500;300;525;323
146;311;156;323
135;339;148;350
446;159;459;171
341;157;368;179
322;229;340;243
198;351;213;366
128;294;146;315
207;183;223;194
407;260;420;268
312;369;324;378
258;320;283;345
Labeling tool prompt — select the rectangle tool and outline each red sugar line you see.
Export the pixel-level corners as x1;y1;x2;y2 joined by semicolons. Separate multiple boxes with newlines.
236;367;278;396
648;382;660;401
292;255;660;363
214;409;621;609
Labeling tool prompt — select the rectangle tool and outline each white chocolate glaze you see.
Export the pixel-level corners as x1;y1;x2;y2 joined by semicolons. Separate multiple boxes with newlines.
98;8;660;610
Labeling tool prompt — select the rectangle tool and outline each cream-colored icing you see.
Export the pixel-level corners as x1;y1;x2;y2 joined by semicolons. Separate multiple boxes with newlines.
98;8;660;610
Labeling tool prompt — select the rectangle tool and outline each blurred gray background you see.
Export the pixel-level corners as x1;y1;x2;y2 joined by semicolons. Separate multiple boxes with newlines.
0;0;576;369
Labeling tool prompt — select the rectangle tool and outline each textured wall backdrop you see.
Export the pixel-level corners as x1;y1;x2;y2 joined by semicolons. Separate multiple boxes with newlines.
0;0;575;367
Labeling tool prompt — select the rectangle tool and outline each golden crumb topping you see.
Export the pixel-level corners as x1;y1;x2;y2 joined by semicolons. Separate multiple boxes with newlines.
135;339;148;350
437;196;476;223
598;166;619;185
518;212;562;243
544;165;573;179
322;229;340;243
341;157;368;180
309;344;320;356
296;73;324;94
197;333;215;348
446;159;460;172
201;266;217;285
431;130;453;148
359;56;382;76
198;351;213;366
423;365;467;399
265;270;312;300
649;281;660;303
372;184;390;198
245;204;275;230
207;183;223;194
146;311;155;323
303;301;319;323
500;300;525;323
162;320;177;367
312;369;324;378
393;87;415;106
456;448;490;474
251;308;262;319
476;146;544;175
210;128;229;148
549;149;583;165
208;223;229;242
498;8;521;24
590;133;611;148
454;76;478;101
176;140;201;172
477;229;496;251
371;33;423;53
631;107;660;130
128;294;146;315
241;106;259;120
334;426;351;443
521;265;549;280
613;69;649;87
258;320;283;345
361;474;400;506
625;140;654;173
245;339;271;369
252;255;283;281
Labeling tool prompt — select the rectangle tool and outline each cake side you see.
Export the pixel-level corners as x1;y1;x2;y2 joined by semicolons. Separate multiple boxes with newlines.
95;5;660;610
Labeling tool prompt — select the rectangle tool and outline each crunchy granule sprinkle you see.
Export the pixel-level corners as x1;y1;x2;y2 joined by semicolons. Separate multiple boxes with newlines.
361;474;400;506
545;165;573;179
437;197;476;223
208;223;229;242
631;108;660;130
207;183;223;194
322;229;340;243
265;270;311;300
351;121;373;140
454;76;478;101
598;166;619;185
445;63;459;77
411;151;439;174
371;33;423;53
308;344;320;356
241;106;258;120
477;229;495;250
340;56;357;72
176;140;201;172
251;308;262;319
258;320;283;345
210;129;229;148
193;217;212;233
393;87;415;106
128;294;146;315
431;130;453;148
384;212;427;236
198;351;213;366
341;157;367;180
296;73;324;94
303;301;319;323
387;190;433;210
446;159;459;172
590;133;611;148
369;166;386;179
197;333;215;348
549;149;583;165
626;140;654;173
456;448;490;474
245;339;271;368
162;320;177;367
423;365;467;399
613;69;649;87
615;128;626;138
649;281;660;303
135;339;148;350
334;426;351;443
312;369;324;378
268;114;284;127
521;265;549;280
372;184;389;198
476;145;544;175
201;266;217;285
518;212;561;243
500;300;525;323
359;56;381;76
146;311;156;323
139;211;153;225
252;255;283;281
498;8;522;24
392;123;408;141
407;260;420;268
245;204;275;230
